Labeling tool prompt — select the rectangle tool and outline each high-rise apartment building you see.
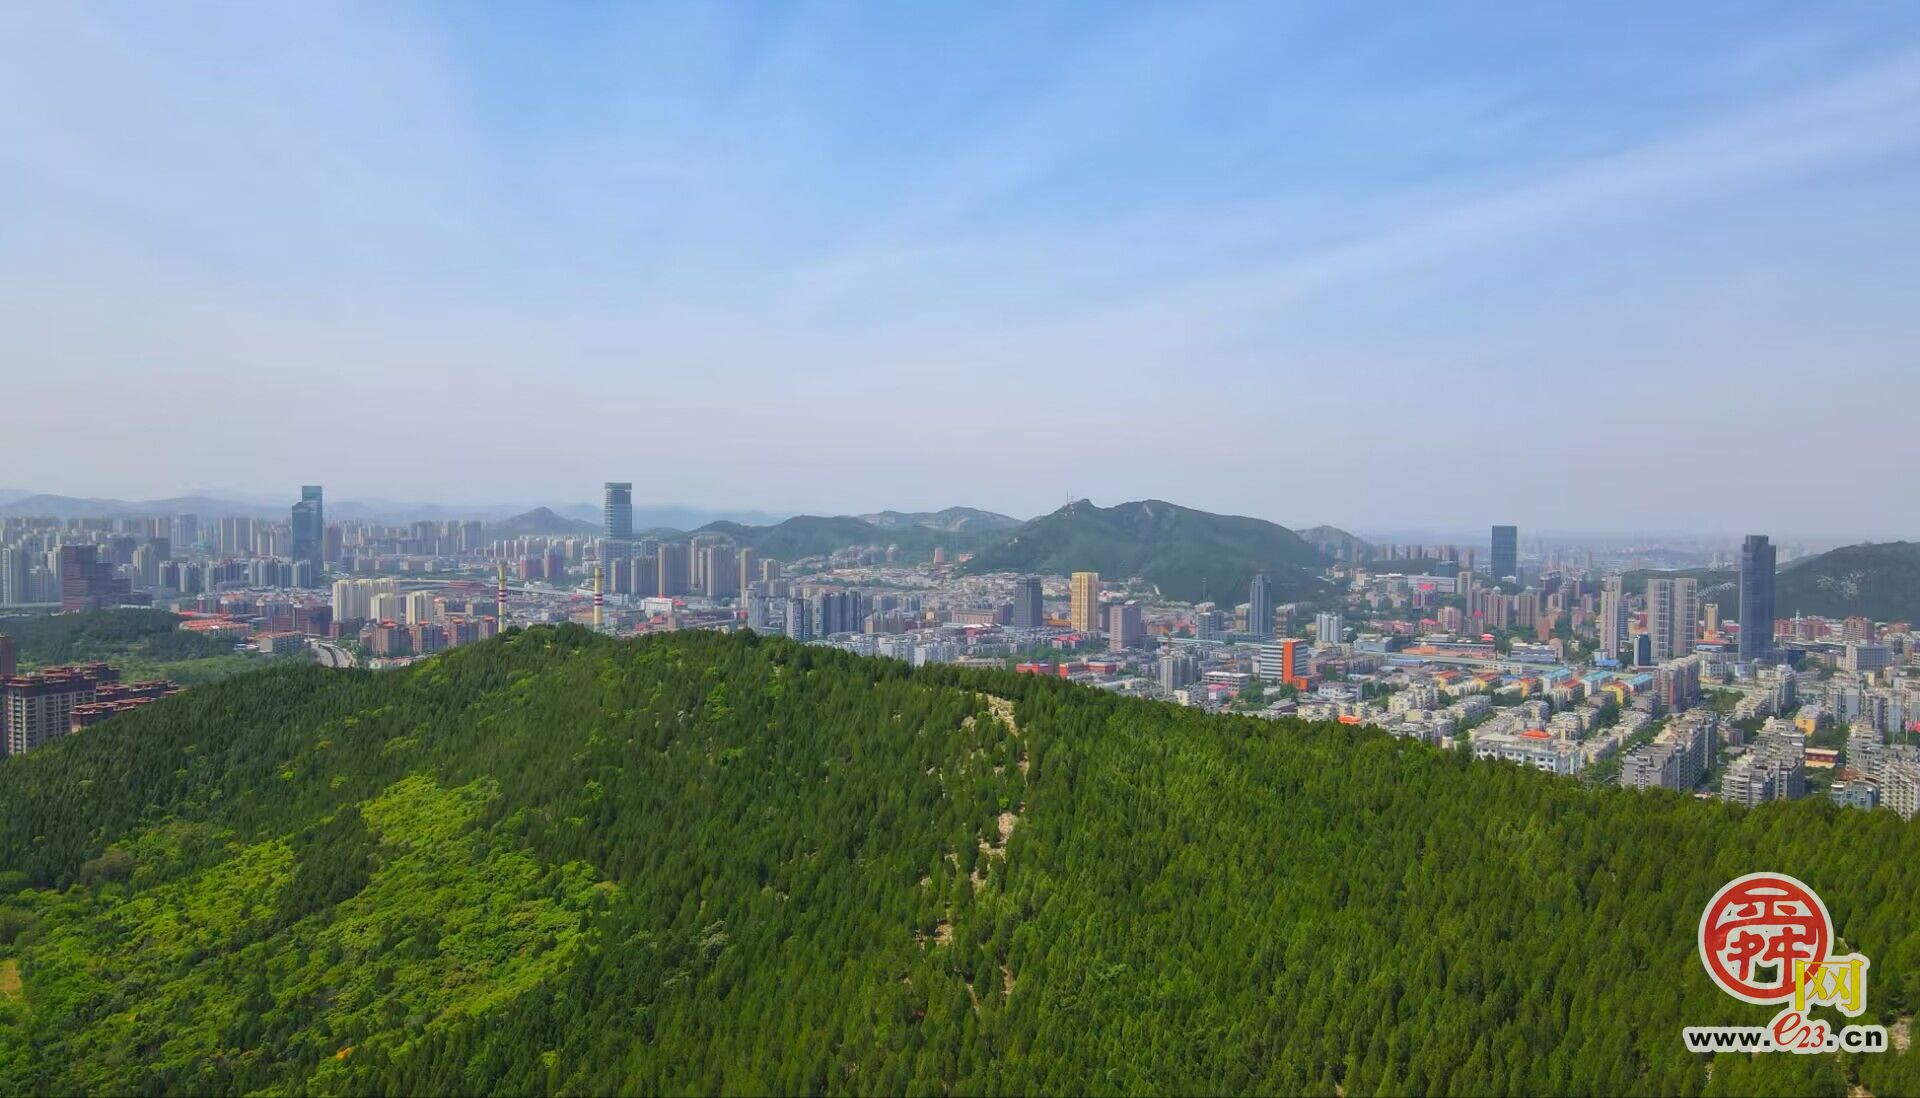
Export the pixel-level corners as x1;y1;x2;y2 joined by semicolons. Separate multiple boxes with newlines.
736;548;757;593
1011;576;1044;628
404;591;436;625
1158;650;1198;693
1107;602;1142;650
291;486;324;574
1247;572;1274;638
1314;612;1345;647
810;591;867;637
369;592;405;624
702;544;738;599
1739;534;1776;663
1598;576;1628;661
656;543;689;597
1655;657;1702;713
1490;525;1517;582
58;544;130;612
0;634;14;679
1069;572;1101;633
3;664;117;756
784;597;813;642
603;482;633;557
0;547;27;607
1645;576;1698;663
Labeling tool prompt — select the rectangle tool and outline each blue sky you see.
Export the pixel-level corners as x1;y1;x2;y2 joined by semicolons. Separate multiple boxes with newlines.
3;2;1919;536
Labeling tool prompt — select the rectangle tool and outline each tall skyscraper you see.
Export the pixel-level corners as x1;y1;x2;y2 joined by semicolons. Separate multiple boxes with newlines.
291;486;324;575
1490;525;1517;582
1247;572;1274;638
1598;576;1628;661
1011;576;1044;628
58;545;130;612
603;482;633;556
1107;602;1142;650
1645;576;1698;663
1739;534;1777;663
1069;572;1101;633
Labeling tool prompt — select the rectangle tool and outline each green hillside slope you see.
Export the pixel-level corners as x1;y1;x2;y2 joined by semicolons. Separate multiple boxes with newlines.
2;629;1919;1095
1778;541;1920;622
958;499;1328;603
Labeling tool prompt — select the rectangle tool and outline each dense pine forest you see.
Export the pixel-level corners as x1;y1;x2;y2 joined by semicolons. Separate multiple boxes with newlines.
2;626;1919;1095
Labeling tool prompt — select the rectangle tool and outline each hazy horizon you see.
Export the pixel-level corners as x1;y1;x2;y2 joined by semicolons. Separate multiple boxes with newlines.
6;3;1920;536
0;483;1888;548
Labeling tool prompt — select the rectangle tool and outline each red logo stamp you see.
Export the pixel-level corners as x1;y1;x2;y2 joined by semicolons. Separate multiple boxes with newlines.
1698;872;1833;1005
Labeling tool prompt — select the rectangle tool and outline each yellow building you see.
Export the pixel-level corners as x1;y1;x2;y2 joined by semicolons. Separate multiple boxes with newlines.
1070;572;1101;633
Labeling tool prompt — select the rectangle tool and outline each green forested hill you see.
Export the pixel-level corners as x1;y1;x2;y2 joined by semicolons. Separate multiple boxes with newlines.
1778;541;1920;622
2;628;1920;1096
957;498;1329;604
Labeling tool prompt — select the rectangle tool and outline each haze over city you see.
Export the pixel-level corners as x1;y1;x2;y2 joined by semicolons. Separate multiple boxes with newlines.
5;2;1920;535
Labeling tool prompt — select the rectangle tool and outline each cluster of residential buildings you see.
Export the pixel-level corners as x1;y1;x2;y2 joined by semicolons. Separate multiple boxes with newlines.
0;651;179;758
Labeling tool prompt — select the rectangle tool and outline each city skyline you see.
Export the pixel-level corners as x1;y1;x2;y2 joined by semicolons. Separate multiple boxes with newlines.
5;4;1920;533
0;481;1891;548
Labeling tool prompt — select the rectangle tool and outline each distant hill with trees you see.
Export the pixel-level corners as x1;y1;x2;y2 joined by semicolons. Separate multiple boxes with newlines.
692;513;992;562
484;507;600;540
957;498;1329;604
1299;524;1373;561
854;507;1023;534
1776;541;1920;622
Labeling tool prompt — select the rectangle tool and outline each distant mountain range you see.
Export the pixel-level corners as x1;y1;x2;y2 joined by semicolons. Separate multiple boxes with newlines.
0;494;293;521
0;491;787;528
3;489;1347;603
957;499;1330;604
